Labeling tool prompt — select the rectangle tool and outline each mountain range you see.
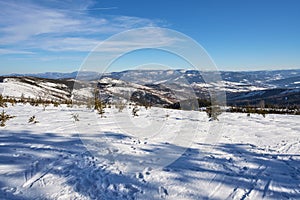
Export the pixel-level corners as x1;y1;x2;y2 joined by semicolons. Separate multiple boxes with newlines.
1;69;299;107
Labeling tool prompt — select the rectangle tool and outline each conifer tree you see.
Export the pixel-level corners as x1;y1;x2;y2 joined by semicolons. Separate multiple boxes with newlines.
132;105;139;117
20;93;26;104
0;110;15;127
93;87;105;117
206;106;222;121
0;95;4;107
97;101;105;117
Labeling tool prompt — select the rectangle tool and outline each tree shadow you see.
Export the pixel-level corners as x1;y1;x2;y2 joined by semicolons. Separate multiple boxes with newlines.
1;130;300;199
0;130;156;199
165;143;300;199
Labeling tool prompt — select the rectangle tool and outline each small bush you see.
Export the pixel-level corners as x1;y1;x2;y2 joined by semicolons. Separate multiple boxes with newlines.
53;101;60;107
28;115;39;124
43;103;48;111
115;102;126;112
72;113;80;122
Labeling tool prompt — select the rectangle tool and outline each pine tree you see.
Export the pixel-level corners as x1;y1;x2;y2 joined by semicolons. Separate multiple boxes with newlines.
93;87;105;117
0;110;15;127
20;93;26;104
132;105;139;117
96;99;105;117
93;88;100;109
9;98;16;106
206;106;222;121
53;101;59;107
0;95;4;107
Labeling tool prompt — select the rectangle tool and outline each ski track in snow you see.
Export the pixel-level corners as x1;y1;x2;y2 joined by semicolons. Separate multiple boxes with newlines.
0;104;299;199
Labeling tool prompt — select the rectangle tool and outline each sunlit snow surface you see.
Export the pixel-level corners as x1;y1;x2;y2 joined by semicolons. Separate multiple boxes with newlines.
0;104;300;199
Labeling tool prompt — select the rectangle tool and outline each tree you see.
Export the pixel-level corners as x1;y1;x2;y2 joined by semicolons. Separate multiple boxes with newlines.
53;101;59;107
93;88;105;117
42;101;48;111
20;93;26;104
0;110;15;127
132;105;139;117
0;95;5;107
206;106;222;121
8;97;16;106
96;99;105;117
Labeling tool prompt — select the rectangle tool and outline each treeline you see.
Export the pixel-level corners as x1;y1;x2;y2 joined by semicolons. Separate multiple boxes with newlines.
0;94;72;108
165;98;211;110
165;98;299;116
1;92;299;117
228;106;300;115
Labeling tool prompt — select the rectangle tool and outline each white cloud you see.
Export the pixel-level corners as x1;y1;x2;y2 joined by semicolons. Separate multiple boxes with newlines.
0;49;34;55
21;28;179;53
0;1;169;54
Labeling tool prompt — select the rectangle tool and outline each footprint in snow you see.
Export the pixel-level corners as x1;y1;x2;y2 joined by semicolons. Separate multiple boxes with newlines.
158;186;168;198
143;167;152;175
136;172;146;183
136;172;143;179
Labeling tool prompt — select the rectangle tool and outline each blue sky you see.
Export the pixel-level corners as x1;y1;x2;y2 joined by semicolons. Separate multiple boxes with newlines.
0;0;300;74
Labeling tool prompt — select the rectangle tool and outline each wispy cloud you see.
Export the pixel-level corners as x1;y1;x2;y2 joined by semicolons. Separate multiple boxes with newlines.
0;0;168;54
0;48;34;55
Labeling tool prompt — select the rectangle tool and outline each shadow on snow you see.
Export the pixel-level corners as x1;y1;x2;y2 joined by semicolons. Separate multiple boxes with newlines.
0;130;299;199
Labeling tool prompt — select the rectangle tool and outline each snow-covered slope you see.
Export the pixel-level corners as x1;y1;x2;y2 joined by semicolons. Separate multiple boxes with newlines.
0;104;299;199
95;77;179;105
0;77;73;101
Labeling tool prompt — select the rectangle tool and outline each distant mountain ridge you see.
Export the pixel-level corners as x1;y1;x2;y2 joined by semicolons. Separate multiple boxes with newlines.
1;69;300;107
7;71;82;79
6;69;300;88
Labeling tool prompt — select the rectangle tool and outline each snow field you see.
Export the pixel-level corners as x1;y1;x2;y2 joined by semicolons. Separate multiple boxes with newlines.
0;104;299;199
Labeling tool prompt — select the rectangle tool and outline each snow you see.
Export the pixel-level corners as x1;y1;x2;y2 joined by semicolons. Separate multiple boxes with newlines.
0;104;300;199
72;87;94;99
0;78;41;98
191;81;267;93
0;78;70;100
